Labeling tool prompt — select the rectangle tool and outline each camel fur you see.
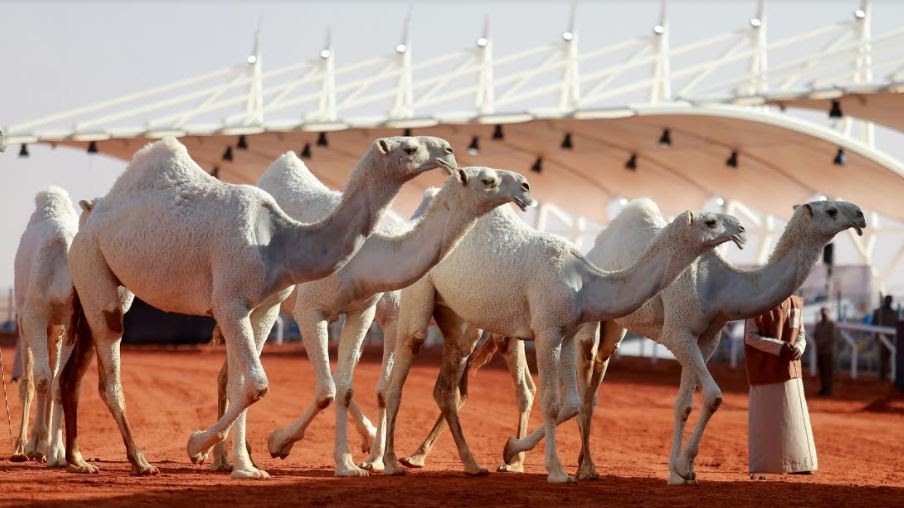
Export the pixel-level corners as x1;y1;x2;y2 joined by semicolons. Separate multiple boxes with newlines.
62;135;456;479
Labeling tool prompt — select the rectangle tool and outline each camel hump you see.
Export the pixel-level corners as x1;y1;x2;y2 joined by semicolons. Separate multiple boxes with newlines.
259;151;332;196
108;137;210;195
32;186;78;224
588;198;666;271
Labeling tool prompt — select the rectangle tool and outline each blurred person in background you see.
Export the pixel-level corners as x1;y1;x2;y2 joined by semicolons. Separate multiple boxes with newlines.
814;307;839;396
872;295;897;382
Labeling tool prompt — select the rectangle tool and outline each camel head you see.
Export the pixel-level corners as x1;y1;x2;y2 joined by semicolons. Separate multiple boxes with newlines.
668;211;747;252
441;166;535;213
791;200;866;238
370;136;457;182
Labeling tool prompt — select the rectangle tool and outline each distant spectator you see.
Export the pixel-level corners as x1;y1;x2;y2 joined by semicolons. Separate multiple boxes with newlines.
813;307;839;396
745;295;818;475
872;295;898;382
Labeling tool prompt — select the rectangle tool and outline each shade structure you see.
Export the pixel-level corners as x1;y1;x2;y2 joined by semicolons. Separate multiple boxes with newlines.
760;84;904;133
45;103;904;224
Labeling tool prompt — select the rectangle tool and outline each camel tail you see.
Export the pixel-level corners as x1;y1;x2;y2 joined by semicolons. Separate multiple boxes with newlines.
469;332;502;374
209;324;224;345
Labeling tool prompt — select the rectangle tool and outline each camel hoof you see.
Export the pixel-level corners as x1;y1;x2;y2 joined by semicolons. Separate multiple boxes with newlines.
577;468;600;481
10;453;29;463
267;430;294;459
132;464;159;476
399;455;426;469
46;455;67;468
497;463;524;473
360;459;384;472
547;472;576;484
67;463;100;474
231;467;270;480
209;458;233;472
336;466;369;477
502;436;519;464
382;462;408;476
27;450;48;463
464;467;490;477
187;431;211;464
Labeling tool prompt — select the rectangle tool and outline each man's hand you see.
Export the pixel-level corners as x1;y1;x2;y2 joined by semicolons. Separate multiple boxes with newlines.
780;342;796;361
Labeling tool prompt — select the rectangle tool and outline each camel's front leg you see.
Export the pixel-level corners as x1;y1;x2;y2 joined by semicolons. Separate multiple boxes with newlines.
502;332;581;467
332;306;377;477
532;330;574;483
498;337;535;473
379;328;423;476
268;312;330;460
667;347;701;485
188;305;269;479
11;343;34;462
47;326;73;467
360;312;398;472
671;335;722;485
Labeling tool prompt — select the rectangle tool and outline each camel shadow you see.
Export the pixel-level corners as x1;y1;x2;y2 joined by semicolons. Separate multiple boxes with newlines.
13;470;903;507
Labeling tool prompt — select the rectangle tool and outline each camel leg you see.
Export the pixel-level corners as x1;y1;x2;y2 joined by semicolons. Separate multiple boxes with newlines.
429;313;487;476
347;401;376;454
22;321;55;462
360;313;398;472
11;343;34;462
502;332;581;467
672;333;722;485
46;325;72;467
576;321;624;480
497;337;536;473
209;361;232;472
534;330;574;483
187;303;269;479
381;279;434;476
267;312;331;460
332;306;377;477
59;304;98;474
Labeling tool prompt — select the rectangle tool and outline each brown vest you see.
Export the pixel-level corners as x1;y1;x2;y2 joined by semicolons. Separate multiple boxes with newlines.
745;296;804;386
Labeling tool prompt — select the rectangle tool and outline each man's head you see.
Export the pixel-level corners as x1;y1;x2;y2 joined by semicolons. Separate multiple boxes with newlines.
820;307;830;322
883;295;893;308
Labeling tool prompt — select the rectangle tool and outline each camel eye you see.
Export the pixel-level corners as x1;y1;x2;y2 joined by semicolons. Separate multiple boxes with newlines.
705;218;717;228
404;146;418;156
481;178;496;187
827;208;838;218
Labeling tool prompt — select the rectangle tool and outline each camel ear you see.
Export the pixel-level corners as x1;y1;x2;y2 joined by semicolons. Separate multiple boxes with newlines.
793;203;814;217
376;139;392;154
79;199;94;213
684;210;695;224
455;168;469;186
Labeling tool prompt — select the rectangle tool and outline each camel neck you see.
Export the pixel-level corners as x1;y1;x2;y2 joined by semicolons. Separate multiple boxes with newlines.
716;229;825;319
280;159;399;287
338;190;479;296
579;225;701;322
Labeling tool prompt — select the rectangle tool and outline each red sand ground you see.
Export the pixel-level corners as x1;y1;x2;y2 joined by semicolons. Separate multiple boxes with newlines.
1;344;902;507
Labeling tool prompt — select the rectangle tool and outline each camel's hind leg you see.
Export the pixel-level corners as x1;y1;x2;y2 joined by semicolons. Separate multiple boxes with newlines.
359;310;398;472
47;326;73;467
267;310;330;461
497;337;535;473
11;341;34;462
428;311;486;476
332;306;377;477
20;320;55;463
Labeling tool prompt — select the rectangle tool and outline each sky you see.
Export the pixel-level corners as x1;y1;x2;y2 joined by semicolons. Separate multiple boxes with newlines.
2;0;903;292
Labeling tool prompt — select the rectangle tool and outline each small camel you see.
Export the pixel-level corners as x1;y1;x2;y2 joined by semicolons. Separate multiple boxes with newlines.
62;136;456;479
211;154;533;477
11;186;78;466
382;200;746;482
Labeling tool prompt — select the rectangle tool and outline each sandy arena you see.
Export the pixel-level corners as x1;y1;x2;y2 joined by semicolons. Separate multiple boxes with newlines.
1;344;902;507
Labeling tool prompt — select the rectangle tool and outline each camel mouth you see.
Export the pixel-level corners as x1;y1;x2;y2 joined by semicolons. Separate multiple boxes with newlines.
513;196;534;212
852;224;864;236
731;234;747;250
433;157;457;175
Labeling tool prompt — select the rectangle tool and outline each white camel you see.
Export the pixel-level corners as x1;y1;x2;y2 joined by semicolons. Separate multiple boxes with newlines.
210;154;533;476
489;199;865;484
381;200;746;482
11;186;78;466
62;135;456;478
566;199;866;484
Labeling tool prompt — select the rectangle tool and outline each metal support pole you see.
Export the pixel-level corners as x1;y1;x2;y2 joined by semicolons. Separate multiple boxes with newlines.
650;0;671;103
